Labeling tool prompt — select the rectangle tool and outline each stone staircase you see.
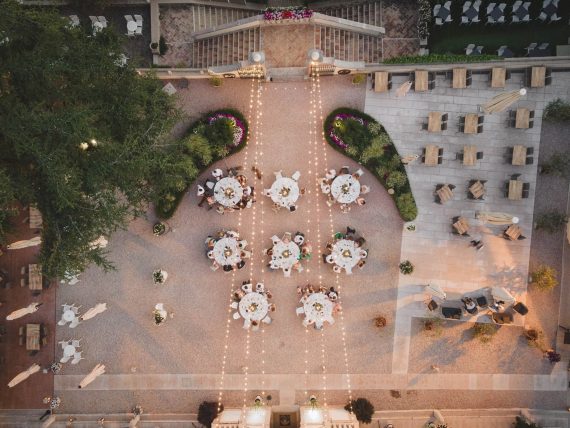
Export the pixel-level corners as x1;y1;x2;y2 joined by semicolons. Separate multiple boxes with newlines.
315;1;382;26
192;27;262;69
314;25;381;63
190;4;259;32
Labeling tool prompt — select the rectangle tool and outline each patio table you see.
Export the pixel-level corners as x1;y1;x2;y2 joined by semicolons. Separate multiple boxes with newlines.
491;67;506;88
462;145;478;166
508;180;523;200
127;20;137;32
424;145;440;166
504;224;522;240
453;68;467;89
374;72;389;92
414;70;429;92
515;108;531;129
271;240;301;275
469;180;485;199
436;185;454;204
530;66;546;88
453;217;470;235
28;264;42;291
463;114;479;134
330;239;363;274
26;323;40;351
512;145;528;165
428;112;442;133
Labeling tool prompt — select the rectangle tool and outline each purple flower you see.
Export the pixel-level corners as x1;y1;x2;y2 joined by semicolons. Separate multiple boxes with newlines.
207;113;245;146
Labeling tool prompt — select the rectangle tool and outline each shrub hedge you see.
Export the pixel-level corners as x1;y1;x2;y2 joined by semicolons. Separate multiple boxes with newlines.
155;108;248;218
324;107;417;221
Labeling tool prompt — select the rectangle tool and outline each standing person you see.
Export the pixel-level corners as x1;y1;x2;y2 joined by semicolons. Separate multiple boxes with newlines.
39;397;61;421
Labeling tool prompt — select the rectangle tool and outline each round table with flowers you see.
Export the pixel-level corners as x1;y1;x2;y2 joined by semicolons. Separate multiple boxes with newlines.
269;177;300;208
214;177;244;207
213;237;242;266
330;239;365;274
330;174;361;204
301;293;335;329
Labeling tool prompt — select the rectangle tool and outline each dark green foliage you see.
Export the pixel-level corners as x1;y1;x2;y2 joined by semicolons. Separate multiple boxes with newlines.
540;152;570;179
535;211;568;233
324;108;417;221
159;36;168;56
198;402;223;428
544;99;570;122
383;54;501;64
514;416;541;428
345;398;375;424
0;1;180;277
155;109;248;219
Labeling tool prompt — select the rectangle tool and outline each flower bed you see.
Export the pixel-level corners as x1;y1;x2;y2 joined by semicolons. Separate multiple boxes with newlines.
155;109;248;219
324;107;417;221
263;7;313;21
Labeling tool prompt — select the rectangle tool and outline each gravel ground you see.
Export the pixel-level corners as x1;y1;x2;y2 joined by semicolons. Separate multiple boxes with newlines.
56;77;404;412
408;318;552;374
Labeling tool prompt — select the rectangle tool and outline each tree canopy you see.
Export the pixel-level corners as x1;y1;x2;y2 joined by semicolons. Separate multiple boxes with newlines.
0;1;183;277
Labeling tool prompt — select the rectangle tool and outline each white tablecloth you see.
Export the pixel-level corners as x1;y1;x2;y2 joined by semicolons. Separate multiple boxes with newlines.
271;241;301;271
330;174;361;204
270;177;300;208
63;345;76;357
213;237;241;266
331;239;361;273
214;177;244;207
238;292;269;322
63;310;75;322
127;20;137;32
302;293;334;326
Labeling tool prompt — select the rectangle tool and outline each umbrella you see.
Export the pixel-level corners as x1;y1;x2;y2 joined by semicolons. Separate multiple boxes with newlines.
396;81;413;97
78;363;106;389
476;212;518;225
6;303;42;321
426;284;446;300
80;303;107;321
7;236;41;250
482;88;526;114
8;363;40;388
491;287;516;304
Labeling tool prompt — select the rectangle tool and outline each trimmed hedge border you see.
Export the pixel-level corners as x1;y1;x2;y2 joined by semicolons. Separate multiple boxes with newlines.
324;107;418;221
383;54;501;64
156;108;248;219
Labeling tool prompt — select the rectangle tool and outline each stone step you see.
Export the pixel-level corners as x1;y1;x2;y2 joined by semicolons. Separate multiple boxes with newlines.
267;67;307;82
192;27;261;69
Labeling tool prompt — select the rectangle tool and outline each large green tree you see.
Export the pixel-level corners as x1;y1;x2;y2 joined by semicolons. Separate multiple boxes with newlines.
0;1;185;277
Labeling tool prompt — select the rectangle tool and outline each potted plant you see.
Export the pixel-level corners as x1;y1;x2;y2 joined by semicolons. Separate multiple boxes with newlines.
210;76;223;87
198;401;223;428
345;398;375;424
153;269;168;285
153;310;165;325
253;395;264;410
351;74;366;85
153;222;166;236
150;41;159;54
374;315;387;328
405;223;416;232
545;349;561;363
309;395;319;409
399;260;414;275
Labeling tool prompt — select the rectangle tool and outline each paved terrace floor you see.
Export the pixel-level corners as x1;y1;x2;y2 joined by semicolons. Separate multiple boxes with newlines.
364;69;570;375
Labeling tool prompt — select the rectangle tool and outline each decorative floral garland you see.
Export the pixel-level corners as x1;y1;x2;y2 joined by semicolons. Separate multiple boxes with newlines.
263;7;313;21
207;113;245;146
328;113;366;150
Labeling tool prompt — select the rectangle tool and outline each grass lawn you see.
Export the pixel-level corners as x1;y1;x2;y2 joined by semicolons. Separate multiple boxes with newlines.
429;0;570;56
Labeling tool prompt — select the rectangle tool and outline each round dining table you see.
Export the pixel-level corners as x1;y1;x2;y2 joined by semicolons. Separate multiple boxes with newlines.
331;239;362;272
62;310;76;323
330;174;361;204
214;177;244;207
302;293;334;327
127;20;138;32
213;237;241;266
63;344;76;357
271;240;301;271
269;177;300;208
238;292;269;322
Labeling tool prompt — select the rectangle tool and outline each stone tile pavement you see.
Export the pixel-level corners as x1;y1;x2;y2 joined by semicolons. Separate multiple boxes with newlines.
364;69;570;375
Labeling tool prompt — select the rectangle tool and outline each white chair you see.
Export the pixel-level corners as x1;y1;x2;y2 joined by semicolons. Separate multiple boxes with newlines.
241;282;253;293
355;168;364;177
333;265;342;274
125;15;134;22
207;250;214;260
550;13;561;22
291;171;301;181
283;268;291;277
58;340;71;348
443;1;451;9
255;282;264;293
274;170;283;179
232;312;241;320
433;4;441;16
230;302;238;309
71;305;81;314
212;168;223;179
296;307;305;316
525;42;537;53
293;234;305;245
205;181;214;189
473;0;481;9
325;255;335;264
262;316;271;324
445;14;452;22
60;355;71;364
461;16;469;24
97;17;107;27
135;26;143;36
271;235;280;245
57;318;67;326
538;42;549;50
360;185;370;194
325;169;336;180
511;15;520;23
241;250;251;259
134;14;143;25
210;263;220;272
465;44;475;55
243;319;251;329
538;11;547;21
197;185;205;196
497;45;506;55
68;15;80;27
89;16;98;25
71;339;81;348
71;352;83;365
463;1;472;13
497;15;505;22
322;184;331;194
238;240;248;248
512;0;522;11
69;318;80;329
282;232;292;242
487;3;496;14
263;189;271;197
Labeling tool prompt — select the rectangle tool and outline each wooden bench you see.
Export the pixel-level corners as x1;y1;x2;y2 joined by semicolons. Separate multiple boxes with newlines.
515;108;531;129
453;68;467;89
491;67;506;88
414;70;428;92
28;264;42;291
424;145;440;166
504;224;522;240
26;323;40;351
453;217;470;235
530;66;546;88
463;114;480;134
511;145;527;166
374;71;390;92
436;185;454;204
469;180;485;199
508;180;523;200
462;145;478;166
428;112;442;133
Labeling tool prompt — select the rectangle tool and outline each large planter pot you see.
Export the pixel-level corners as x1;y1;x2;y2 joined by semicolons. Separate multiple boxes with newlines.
153;222;166;236
153;269;168;285
149;41;160;54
